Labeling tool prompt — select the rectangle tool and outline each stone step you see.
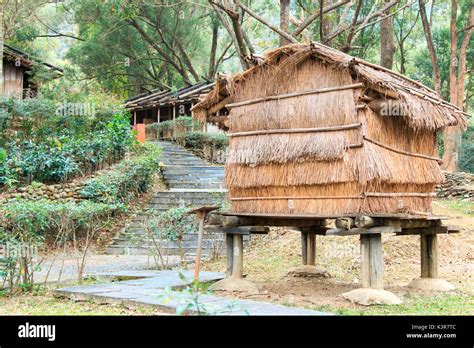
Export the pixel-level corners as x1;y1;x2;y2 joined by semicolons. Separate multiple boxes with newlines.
114;232;226;242
106;245;223;256
163;170;224;180
106;140;226;257
110;239;225;249
153;191;224;200
148;203;218;211
162;176;224;182
170;183;224;189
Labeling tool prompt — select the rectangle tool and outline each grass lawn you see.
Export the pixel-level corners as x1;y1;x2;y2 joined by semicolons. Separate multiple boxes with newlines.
435;199;474;217
309;292;473;315
0;280;165;315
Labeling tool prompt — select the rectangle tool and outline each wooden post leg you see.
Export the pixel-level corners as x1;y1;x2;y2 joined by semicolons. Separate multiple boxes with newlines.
360;234;371;288
421;234;438;278
193;211;205;281
306;233;316;266
226;234;234;277
360;234;383;289
369;234;383;289
231;234;243;279
301;231;308;265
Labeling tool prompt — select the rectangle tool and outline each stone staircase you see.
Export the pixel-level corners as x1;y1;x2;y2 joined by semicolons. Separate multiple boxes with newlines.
106;141;227;258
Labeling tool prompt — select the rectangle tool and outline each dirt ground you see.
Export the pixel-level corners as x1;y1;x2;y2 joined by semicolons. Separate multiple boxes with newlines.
202;199;474;314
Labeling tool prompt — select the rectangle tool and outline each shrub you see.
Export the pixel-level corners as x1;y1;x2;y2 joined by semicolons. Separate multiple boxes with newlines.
81;142;162;203
0;111;136;188
176;131;229;150
0;198;126;293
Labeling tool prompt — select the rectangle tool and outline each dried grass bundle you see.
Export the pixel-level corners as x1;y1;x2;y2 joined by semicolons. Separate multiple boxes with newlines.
224;154;361;188
227;130;358;165
361;141;444;185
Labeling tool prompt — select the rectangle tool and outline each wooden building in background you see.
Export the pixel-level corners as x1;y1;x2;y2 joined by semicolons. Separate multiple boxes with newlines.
125;82;215;126
2;44;63;99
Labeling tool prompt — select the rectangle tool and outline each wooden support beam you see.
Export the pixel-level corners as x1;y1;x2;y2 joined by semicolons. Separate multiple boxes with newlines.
172;103;176;139
369;234;383;289
232;234;243;279
221;226;269;235
360;234;384;289
397;225;460;235
420;234;438;278
326;226;400;236
360;234;371;288
226;234;234;277
301;230;308;265
306;233;316;266
218;214;328;228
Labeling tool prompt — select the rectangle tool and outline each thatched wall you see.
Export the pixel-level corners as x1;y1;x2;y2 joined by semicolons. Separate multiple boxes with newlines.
193;43;468;217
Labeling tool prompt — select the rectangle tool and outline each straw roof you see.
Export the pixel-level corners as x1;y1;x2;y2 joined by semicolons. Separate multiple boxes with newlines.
192;42;468;131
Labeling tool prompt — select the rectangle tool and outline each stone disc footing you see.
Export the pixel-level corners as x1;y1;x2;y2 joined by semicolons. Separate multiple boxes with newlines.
341;288;402;306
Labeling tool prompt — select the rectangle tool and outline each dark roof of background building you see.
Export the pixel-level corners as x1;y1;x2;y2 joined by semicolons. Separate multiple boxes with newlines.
3;44;64;74
125;82;215;111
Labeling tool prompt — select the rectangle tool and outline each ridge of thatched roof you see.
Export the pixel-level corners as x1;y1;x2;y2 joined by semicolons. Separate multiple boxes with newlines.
192;42;468;131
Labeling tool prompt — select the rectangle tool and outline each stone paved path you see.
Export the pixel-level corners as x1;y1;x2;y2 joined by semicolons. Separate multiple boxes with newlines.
56;270;331;315
32;254;182;284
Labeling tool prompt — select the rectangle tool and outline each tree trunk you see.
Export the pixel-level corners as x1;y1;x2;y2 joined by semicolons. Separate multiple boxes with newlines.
442;0;474;172
419;0;441;94
279;0;291;46
208;21;219;79
380;0;395;69
0;2;3;95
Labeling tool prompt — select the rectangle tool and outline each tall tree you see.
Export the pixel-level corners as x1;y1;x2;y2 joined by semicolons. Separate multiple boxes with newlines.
418;0;441;94
380;0;395;68
0;0;4;94
442;0;474;172
279;0;291;46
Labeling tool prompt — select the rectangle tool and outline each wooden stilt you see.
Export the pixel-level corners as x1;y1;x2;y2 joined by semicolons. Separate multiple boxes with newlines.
301;231;308;265
306;233;316;266
360;234;371;288
369;234;383;289
421;234;438;278
232;234;243;279
226;234;234;277
360;233;383;289
172;103;176;139
193;211;205;281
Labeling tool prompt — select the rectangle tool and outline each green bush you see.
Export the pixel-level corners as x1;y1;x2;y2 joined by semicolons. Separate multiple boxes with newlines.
81;142;162;203
146;116;201;139
176;131;228;150
0;110;136;188
0;198;125;293
459;124;474;173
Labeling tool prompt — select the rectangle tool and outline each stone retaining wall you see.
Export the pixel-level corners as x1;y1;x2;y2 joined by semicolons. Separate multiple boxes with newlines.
0;181;86;203
436;171;474;200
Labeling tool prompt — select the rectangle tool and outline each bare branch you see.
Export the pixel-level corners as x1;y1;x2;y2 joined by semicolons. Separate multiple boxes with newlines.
292;0;351;37
238;2;298;44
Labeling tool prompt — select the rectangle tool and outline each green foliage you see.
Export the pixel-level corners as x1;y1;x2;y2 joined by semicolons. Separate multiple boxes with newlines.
0;96;136;188
176;131;229;151
81;142;162;204
159;272;249;316
459;124;474;173
148;207;197;241
0;199;125;294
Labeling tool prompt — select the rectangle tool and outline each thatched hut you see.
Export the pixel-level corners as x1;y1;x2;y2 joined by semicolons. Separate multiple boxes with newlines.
192;42;468;216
